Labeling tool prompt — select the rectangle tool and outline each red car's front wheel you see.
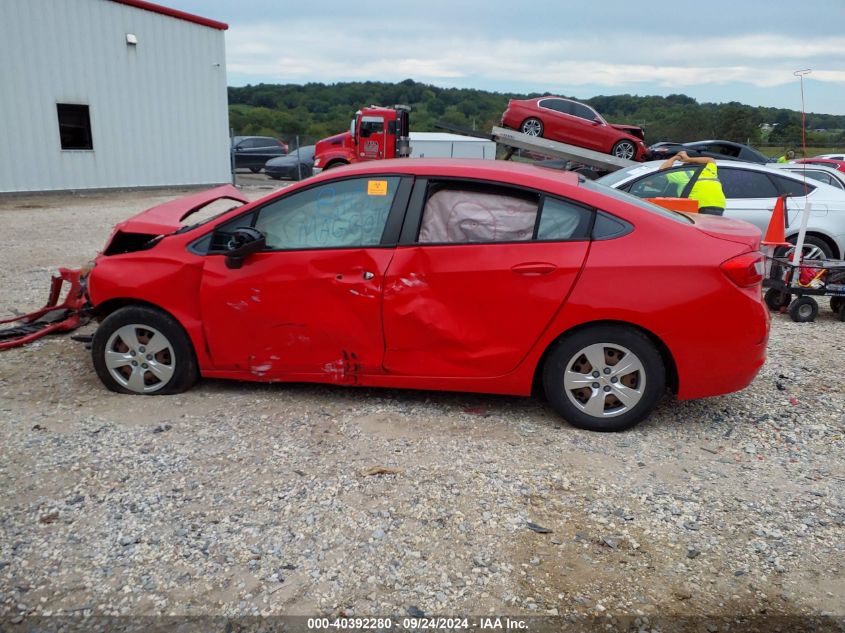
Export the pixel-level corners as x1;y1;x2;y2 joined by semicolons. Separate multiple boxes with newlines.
612;140;637;160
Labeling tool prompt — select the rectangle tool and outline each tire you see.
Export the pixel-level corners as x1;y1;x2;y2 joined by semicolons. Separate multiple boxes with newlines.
92;306;198;395
831;297;844;314
520;118;544;137
788;297;818;323
323;161;348;171
775;235;833;260
764;288;791;311
542;325;665;432
249;167;261;174
612;140;637;160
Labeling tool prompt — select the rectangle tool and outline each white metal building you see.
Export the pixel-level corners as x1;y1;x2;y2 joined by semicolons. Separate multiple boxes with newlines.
0;0;231;193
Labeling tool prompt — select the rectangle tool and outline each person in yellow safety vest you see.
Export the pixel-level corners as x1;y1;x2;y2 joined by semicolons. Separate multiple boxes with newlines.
777;149;795;163
658;151;726;215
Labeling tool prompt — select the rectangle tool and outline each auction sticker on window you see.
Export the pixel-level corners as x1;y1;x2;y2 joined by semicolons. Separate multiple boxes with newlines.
367;180;388;196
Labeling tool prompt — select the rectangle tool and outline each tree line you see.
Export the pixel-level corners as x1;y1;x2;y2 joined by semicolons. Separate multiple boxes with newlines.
228;79;845;150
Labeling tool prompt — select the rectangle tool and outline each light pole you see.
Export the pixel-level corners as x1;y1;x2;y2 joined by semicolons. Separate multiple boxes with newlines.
794;69;811;158
791;69;812;267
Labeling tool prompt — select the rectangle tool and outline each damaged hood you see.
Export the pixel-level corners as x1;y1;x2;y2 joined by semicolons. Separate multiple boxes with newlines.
610;124;645;140
114;185;249;236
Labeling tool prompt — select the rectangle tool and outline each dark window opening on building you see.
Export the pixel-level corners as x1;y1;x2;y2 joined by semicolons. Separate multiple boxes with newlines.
57;104;93;150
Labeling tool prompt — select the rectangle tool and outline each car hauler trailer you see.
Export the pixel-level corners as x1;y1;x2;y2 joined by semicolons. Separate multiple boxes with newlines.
312;105;635;175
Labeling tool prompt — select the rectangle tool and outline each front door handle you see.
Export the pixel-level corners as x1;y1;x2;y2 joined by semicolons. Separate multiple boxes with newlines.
511;262;557;276
363;271;375;280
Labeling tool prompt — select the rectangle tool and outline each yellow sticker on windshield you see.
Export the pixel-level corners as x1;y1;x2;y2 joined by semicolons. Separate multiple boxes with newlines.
368;180;388;196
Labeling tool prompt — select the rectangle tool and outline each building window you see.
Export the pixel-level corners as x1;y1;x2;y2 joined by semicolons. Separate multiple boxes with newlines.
57;104;93;150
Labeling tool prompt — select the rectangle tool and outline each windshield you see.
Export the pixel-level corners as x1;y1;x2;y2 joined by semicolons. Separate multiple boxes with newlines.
581;180;693;224
595;164;657;188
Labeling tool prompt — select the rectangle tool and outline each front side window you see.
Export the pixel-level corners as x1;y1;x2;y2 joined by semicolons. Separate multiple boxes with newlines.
57;104;93;150
626;168;699;198
254;176;400;249
572;103;598;121
360;116;384;138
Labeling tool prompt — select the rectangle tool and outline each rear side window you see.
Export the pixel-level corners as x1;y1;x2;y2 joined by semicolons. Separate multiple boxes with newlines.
540;99;573;115
719;168;778;198
592;212;632;240
418;184;539;243
537;197;592;240
774;174;815;196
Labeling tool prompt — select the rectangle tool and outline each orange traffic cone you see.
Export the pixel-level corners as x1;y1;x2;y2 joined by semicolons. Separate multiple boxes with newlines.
762;194;789;246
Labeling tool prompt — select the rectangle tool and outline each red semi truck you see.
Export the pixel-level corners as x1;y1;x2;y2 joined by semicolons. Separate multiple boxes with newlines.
312;105;496;174
312;105;412;174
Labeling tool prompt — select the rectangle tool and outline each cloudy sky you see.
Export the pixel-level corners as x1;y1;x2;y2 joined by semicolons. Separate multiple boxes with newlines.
166;0;845;114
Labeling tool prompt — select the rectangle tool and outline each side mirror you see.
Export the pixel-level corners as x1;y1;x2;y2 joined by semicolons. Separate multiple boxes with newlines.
225;227;266;269
592;117;602;125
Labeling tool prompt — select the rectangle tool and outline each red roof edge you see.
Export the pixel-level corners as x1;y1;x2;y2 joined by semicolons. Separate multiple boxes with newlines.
109;0;228;30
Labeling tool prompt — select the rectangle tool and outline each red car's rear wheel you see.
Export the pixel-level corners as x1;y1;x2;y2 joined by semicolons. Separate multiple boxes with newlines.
543;325;665;432
520;118;543;137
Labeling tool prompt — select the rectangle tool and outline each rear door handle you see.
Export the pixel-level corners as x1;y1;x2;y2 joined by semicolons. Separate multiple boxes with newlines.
511;262;557;276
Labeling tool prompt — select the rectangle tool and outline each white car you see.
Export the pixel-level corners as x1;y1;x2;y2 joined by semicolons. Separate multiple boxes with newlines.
597;160;845;259
771;162;845;191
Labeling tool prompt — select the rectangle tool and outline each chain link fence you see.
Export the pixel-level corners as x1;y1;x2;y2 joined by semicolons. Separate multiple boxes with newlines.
230;132;325;186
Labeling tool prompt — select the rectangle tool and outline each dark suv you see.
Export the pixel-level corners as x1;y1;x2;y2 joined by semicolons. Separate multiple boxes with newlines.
232;136;288;172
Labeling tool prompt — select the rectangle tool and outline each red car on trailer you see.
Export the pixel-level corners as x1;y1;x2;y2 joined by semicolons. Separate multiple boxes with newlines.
501;96;648;161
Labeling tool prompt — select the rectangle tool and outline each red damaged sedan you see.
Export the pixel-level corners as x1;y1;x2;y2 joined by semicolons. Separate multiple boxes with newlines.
501;96;647;161
86;159;768;431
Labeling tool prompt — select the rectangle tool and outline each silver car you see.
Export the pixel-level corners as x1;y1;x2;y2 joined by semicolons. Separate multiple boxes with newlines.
597;160;845;259
771;163;845;191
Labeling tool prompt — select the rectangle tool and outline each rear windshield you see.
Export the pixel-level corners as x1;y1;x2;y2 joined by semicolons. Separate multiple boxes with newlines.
582;180;693;224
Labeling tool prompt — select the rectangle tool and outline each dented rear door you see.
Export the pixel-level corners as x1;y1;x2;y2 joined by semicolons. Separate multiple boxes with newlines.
381;183;592;378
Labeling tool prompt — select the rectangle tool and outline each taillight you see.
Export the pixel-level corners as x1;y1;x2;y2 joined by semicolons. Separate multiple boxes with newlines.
721;252;765;287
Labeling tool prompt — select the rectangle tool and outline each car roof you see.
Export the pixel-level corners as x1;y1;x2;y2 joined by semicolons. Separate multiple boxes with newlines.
687;140;737;145
312;157;581;187
774;163;843;175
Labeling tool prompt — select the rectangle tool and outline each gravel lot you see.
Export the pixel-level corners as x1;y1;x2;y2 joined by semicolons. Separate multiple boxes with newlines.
1;187;844;629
